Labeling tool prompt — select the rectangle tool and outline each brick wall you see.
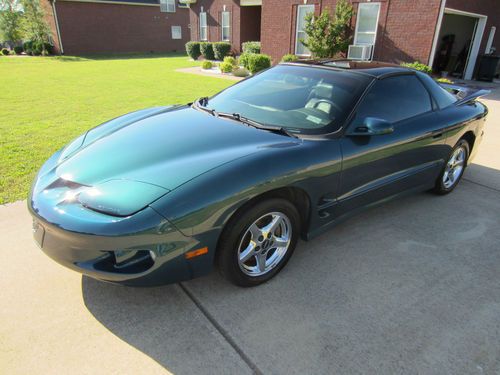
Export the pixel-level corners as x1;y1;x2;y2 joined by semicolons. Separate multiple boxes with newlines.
261;0;441;65
51;0;189;55
374;0;441;64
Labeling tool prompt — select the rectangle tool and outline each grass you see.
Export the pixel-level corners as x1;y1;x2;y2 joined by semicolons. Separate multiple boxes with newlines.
0;53;234;204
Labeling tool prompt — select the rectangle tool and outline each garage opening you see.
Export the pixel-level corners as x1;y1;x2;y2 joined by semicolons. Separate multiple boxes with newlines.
432;9;487;80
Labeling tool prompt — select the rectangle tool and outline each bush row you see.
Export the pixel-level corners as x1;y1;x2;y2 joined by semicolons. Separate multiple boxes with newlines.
400;61;433;74
186;41;231;61
23;41;54;56
1;48;9;56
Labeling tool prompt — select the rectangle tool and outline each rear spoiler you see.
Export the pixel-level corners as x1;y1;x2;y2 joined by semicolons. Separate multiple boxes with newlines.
439;83;491;105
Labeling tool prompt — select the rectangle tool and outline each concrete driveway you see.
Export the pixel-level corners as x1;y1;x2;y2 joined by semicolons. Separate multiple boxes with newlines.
1;87;500;375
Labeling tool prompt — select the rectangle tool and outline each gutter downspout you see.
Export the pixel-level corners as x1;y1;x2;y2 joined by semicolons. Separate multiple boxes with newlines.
51;0;64;54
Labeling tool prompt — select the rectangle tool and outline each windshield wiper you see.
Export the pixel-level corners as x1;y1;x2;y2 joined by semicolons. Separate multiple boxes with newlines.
192;97;215;116
217;112;299;138
192;98;298;138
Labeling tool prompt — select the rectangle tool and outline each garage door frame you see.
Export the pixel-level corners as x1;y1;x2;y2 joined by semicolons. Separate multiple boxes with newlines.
429;6;487;80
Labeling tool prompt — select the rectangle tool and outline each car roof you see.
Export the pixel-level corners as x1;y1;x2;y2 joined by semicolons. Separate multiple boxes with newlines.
283;59;413;79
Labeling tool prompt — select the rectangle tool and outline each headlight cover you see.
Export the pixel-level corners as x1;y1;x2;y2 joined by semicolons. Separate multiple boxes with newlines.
78;179;169;217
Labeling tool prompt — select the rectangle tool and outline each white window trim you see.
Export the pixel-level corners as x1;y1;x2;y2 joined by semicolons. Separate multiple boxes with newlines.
199;12;208;41
295;4;315;56
171;26;182;39
160;0;175;13
353;2;381;58
221;11;230;41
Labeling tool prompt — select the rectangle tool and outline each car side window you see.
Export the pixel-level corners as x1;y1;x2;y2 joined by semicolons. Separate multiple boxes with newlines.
353;75;433;124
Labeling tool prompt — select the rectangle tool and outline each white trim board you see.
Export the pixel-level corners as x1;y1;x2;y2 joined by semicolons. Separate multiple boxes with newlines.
428;0;446;68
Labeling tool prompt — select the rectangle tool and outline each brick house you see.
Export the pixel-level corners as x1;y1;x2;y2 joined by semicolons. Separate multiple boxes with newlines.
185;0;261;53
44;0;190;55
186;0;498;80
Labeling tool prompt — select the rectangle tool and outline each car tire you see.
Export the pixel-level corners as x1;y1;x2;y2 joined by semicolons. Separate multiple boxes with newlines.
217;198;300;287
433;139;469;195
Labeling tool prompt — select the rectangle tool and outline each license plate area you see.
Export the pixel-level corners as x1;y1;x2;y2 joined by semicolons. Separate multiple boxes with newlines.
32;220;45;248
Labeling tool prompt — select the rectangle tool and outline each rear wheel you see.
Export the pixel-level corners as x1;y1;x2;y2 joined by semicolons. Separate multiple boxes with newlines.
217;198;300;287
434;139;469;194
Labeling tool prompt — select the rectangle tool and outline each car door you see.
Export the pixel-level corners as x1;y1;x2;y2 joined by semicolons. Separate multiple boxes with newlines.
336;73;449;215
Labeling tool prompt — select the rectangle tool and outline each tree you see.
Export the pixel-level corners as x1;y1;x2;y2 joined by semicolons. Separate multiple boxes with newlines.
300;0;355;59
0;0;24;46
21;0;51;54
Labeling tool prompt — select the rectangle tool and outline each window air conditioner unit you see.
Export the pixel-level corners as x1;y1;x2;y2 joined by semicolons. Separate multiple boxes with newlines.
347;45;373;61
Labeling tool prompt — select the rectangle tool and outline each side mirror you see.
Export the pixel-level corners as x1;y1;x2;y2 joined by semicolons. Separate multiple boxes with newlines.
347;117;394;136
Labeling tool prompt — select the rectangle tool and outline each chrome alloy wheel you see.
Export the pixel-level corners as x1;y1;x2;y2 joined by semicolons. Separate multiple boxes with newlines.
237;212;292;277
443;145;466;189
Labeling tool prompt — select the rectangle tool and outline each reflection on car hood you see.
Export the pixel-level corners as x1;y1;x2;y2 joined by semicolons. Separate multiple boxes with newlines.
53;106;300;190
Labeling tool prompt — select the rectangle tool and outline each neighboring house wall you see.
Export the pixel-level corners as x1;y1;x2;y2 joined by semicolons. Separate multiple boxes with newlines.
188;0;261;53
42;0;62;54
47;0;189;55
261;0;441;64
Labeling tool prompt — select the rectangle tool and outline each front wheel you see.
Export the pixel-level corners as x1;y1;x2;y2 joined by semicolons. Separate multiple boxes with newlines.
217;198;300;287
433;139;469;194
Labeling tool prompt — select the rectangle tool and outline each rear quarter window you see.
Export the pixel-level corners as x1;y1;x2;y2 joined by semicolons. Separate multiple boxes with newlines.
416;71;458;109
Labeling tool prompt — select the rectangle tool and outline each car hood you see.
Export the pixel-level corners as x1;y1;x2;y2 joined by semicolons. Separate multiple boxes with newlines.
52;106;300;191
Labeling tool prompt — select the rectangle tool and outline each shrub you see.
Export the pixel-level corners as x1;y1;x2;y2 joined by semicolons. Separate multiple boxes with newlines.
213;42;231;60
23;41;33;55
13;46;23;55
301;1;354;58
223;56;237;66
201;60;213;69
1;48;10;56
31;42;54;56
281;54;298;62
200;42;215;60
219;61;234;73
238;52;251;69
400;61;433;74
185;41;202;60
247;53;271;74
242;41;261;54
436;77;453;84
233;67;250;77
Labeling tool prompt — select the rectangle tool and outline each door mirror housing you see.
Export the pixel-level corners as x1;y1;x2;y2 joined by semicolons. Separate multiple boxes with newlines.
347;117;394;136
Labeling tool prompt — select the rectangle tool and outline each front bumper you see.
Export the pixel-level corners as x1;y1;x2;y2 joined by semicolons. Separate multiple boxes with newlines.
29;199;206;286
28;147;217;286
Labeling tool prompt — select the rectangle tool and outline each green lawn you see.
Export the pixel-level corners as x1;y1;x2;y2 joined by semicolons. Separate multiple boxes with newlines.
0;54;234;204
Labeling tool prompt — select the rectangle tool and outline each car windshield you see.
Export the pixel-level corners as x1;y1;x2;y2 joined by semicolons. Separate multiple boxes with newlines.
205;65;371;135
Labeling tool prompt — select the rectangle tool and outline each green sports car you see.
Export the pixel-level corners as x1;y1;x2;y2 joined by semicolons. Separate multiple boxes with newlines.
29;60;488;286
